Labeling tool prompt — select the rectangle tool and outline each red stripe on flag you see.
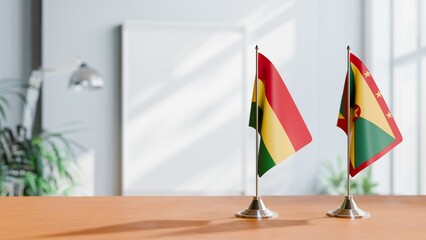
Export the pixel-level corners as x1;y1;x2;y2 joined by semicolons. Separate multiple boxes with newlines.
337;75;349;133
257;53;312;150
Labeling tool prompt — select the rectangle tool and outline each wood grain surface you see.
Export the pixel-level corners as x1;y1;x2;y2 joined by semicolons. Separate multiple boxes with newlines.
0;196;425;239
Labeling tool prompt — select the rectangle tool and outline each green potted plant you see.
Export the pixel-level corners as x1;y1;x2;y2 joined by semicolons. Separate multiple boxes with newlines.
318;156;378;195
0;79;80;196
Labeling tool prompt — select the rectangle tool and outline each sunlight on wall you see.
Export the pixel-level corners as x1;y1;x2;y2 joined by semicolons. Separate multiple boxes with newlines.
123;0;300;195
173;30;244;79
393;0;417;58
124;24;245;195
258;19;295;68
241;0;294;31
113;0;374;197
393;62;418;194
74;149;95;196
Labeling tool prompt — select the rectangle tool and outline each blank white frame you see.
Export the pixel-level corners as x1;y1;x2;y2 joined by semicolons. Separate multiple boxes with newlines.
121;21;248;195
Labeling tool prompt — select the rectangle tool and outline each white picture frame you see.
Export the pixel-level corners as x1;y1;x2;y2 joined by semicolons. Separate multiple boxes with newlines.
121;21;248;195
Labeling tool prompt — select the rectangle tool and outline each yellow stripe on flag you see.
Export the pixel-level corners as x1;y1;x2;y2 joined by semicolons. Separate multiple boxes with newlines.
254;79;296;163
352;63;395;138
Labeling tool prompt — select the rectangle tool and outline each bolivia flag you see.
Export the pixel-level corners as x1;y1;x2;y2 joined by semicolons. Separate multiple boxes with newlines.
337;53;402;177
249;53;312;177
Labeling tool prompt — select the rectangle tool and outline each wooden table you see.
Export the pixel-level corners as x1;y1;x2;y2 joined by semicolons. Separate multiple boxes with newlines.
1;196;425;239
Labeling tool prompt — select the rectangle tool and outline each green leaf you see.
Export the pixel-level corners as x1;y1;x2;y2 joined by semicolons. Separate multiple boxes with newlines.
24;173;37;194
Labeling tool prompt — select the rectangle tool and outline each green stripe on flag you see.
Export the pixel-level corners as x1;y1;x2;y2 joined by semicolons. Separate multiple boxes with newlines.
249;102;263;133
354;117;395;168
339;67;356;117
258;139;276;177
350;67;355;106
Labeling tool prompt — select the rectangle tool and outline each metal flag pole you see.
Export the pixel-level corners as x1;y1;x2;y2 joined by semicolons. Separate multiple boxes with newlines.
236;45;277;219
346;45;351;199
255;45;259;198
327;46;369;219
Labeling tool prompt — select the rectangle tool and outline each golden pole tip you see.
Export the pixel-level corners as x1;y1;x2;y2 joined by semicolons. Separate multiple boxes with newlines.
255;45;259;50
347;45;351;50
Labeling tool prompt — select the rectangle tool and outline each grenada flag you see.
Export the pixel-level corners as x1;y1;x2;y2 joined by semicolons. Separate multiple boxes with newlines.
337;53;402;177
249;53;312;177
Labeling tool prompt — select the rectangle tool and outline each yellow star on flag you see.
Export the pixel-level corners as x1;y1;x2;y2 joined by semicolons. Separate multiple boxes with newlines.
376;91;382;98
364;70;371;78
386;111;392;119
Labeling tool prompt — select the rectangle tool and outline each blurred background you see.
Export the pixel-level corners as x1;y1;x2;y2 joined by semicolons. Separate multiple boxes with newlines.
0;0;424;196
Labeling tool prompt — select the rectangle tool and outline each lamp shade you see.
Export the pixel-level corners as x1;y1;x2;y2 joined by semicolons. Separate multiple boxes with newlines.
69;63;104;90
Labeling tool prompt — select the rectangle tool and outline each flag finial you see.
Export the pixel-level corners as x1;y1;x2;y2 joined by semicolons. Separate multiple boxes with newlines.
347;45;351;50
255;45;259;51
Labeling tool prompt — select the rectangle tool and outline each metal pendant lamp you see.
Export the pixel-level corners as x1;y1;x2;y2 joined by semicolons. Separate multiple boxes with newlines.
69;63;104;90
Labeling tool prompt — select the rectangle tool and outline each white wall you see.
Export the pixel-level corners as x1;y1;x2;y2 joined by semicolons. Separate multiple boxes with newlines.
315;0;364;191
0;0;32;127
42;0;363;195
365;0;426;195
364;0;393;194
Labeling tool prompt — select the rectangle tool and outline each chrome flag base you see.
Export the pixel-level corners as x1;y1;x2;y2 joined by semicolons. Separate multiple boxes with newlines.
236;196;278;219
327;195;370;219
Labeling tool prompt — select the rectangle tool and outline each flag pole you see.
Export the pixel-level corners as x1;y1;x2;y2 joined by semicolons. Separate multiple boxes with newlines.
236;45;277;219
346;45;351;198
326;46;369;219
255;45;259;198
